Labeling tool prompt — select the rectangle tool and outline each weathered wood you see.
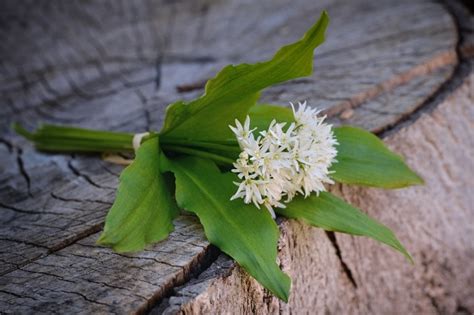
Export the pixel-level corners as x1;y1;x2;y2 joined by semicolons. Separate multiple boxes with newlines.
0;215;216;314
0;0;471;313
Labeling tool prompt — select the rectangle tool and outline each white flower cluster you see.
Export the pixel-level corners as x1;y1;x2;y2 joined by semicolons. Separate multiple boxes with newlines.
229;101;338;218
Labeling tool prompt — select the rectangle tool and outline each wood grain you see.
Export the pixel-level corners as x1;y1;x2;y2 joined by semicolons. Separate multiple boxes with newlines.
0;0;468;313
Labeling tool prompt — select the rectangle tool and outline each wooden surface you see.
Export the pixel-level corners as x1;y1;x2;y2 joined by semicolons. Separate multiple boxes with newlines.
0;0;472;313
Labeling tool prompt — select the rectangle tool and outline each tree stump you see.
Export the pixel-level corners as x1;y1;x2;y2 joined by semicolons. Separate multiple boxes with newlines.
0;0;472;314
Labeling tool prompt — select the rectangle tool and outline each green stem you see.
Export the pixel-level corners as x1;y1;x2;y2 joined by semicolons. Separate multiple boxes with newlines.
162;144;235;165
161;138;240;153
14;123;237;165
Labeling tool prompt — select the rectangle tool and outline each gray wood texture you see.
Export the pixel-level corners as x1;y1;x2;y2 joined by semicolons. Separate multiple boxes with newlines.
0;0;472;313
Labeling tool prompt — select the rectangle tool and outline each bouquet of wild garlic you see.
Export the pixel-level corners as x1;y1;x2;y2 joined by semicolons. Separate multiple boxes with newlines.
14;12;422;302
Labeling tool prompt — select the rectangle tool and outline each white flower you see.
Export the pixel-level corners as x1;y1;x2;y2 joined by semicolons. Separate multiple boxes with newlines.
229;101;338;218
229;116;255;148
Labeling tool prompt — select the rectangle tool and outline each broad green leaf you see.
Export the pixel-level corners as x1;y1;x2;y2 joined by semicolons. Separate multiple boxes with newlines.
249;103;294;131
162;156;291;301
161;11;329;142
332;126;423;188
278;192;412;262
97;137;178;252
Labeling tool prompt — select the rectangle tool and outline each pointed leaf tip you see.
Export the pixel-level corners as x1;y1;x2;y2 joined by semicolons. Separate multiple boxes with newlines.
12;122;34;140
161;11;329;143
331;126;424;188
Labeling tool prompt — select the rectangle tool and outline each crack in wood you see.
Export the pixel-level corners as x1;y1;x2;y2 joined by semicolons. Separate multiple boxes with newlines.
0;202;59;217
50;192;112;206
66;158;114;190
47;224;104;253
0;289;38;301
135;89;153;131
19;267;78;284
0;137;13;152
82;277;150;301
154;54;163;90
0;238;50;251
41;287;111;308
15;148;33;198
455;303;471;315
426;292;443;315
325;231;358;288
144;245;220;314
98;161;121;177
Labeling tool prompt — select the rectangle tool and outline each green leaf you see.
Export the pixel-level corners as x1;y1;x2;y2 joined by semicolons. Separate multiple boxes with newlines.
97;137;179;252
162;156;291;301
248;103;295;131
278;192;412;262
332;126;423;188
161;11;329;142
